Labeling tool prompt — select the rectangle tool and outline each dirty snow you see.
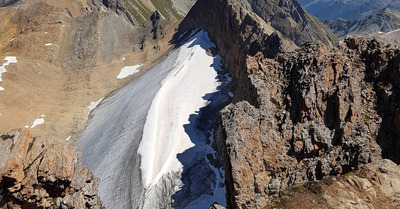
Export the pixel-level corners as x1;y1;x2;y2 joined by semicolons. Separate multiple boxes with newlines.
139;31;219;189
117;64;143;79
386;28;400;35
78;30;229;209
0;56;18;91
88;97;105;114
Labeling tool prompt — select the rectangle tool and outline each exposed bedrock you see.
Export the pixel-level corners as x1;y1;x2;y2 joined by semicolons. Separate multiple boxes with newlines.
174;0;337;107
0;130;103;208
218;36;400;208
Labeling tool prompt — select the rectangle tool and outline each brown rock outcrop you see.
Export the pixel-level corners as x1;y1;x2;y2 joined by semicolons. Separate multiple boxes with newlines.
218;36;400;209
267;159;400;209
0;130;103;208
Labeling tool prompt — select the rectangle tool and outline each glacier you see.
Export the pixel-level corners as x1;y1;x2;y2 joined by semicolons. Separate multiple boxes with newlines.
77;30;231;209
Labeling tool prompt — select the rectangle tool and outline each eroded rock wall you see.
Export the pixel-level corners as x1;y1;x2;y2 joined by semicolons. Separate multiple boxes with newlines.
0;130;103;208
219;36;400;208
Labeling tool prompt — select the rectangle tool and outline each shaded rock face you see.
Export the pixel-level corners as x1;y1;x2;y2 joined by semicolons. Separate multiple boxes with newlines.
0;0;19;7
175;0;337;109
0;130;103;209
218;36;400;209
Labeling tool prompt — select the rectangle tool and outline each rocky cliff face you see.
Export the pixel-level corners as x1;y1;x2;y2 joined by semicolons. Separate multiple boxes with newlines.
175;0;337;106
0;130;103;208
218;36;400;208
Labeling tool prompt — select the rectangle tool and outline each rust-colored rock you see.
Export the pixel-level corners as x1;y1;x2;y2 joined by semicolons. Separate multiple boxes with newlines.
0;130;103;209
218;36;400;209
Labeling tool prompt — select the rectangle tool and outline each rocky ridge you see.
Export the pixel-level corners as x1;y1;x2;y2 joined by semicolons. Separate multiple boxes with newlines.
0;130;103;208
175;0;337;106
298;0;400;21
217;35;400;208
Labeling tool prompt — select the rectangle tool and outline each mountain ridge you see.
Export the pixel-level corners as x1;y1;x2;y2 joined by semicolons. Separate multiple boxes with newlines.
326;8;400;38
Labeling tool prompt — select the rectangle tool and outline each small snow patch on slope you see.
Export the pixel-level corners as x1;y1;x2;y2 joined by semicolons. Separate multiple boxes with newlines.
45;43;53;46
386;28;400;35
117;64;143;79
0;56;18;91
88;97;104;114
31;116;45;128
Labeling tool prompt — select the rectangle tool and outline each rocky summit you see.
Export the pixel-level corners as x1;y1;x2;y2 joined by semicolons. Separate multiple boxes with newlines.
0;0;400;209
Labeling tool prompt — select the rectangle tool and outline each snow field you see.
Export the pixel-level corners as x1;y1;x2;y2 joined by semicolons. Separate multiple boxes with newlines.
117;64;143;79
87;97;105;114
138;31;220;189
0;56;18;91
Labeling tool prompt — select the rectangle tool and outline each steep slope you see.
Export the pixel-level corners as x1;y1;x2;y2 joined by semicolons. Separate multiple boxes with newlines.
298;0;399;21
102;0;186;24
0;0;181;142
326;8;400;38
266;159;400;209
174;0;337;107
78;31;232;209
378;29;400;45
218;35;400;208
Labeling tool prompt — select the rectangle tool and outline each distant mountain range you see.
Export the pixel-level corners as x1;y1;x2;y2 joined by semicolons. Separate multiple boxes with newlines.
326;8;400;38
298;0;400;20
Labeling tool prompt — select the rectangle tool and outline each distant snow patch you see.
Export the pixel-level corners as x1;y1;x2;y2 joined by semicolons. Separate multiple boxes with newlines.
31;117;44;128
45;43;53;46
117;64;142;79
88;97;104;114
122;57;126;61
0;56;18;91
66;136;72;141
44;32;48;34
25;125;29;128
386;29;400;35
